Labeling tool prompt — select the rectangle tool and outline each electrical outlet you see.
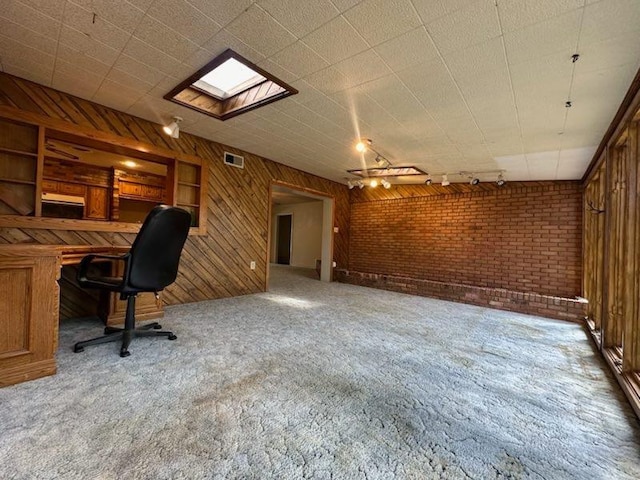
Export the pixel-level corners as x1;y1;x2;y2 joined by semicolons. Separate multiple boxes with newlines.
250;261;256;270
332;261;337;267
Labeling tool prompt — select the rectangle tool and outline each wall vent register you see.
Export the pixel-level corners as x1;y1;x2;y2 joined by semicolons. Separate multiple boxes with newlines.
224;152;244;169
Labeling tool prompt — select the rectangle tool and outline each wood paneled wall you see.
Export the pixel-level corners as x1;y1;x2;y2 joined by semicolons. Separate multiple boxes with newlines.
0;73;350;309
582;67;640;418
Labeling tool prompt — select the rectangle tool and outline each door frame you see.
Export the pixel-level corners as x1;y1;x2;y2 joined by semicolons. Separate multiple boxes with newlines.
267;181;335;288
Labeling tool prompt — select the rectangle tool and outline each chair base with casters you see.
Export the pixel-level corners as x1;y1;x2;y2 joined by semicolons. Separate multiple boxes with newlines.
73;293;177;358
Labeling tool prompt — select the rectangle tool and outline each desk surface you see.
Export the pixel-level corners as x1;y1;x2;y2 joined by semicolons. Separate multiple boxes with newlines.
0;244;130;262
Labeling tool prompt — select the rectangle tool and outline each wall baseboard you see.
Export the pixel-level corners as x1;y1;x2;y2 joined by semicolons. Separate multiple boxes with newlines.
335;269;586;322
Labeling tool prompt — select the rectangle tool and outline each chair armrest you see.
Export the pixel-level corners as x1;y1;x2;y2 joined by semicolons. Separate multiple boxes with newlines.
77;253;130;287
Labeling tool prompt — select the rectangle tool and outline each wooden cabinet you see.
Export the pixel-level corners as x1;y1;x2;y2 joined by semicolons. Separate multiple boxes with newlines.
176;162;203;227
119;180;165;202
85;186;109;220
0;249;59;386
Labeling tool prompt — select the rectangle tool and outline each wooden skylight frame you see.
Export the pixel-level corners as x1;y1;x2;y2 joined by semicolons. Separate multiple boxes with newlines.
164;49;298;121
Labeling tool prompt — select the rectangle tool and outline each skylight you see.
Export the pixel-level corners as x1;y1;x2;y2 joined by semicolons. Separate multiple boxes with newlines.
194;58;267;99
165;49;297;121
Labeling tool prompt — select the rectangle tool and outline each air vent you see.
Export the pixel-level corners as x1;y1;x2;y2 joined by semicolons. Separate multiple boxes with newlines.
224;151;244;169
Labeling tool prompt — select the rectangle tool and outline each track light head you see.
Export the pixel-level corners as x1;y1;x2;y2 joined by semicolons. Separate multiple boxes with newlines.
163;116;182;138
355;138;372;152
347;180;354;189
358;181;365;189
441;174;450;187
381;179;391;189
496;173;506;186
424;174;432;186
370;179;379;188
470;177;480;185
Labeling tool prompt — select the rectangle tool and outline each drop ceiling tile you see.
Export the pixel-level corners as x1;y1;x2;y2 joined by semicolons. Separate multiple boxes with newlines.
106;67;154;93
51;69;101;99
133;16;200;60
122;37;183;77
444;37;508;82
126;0;155;10
343;0;423;46
504;9;581;66
576;32;640;74
302;16;369;63
64;2;131;50
498;0;583;33
92;79;146;111
68;0;145;33
257;58;297;83
374;26;439;72
580;0;640;46
412;0;481;24
17;0;67;21
201;29;266;63
2;0;61;40
269;41;330;78
0;34;55;70
225;5;297;57
2;61;52;86
304;67;350;94
185;0;254;27
522;133;563;154
426;0;500;54
113;54;167;85
56;43;112;76
526;150;559;179
331;0;364;12
58;25;121;65
332;49;392;88
54;59;103;86
126;94;178;120
508;51;574;89
147;0;222;45
258;0;339;38
0;17;57;55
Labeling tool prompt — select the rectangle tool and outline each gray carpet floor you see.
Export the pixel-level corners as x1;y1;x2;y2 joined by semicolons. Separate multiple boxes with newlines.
1;265;640;479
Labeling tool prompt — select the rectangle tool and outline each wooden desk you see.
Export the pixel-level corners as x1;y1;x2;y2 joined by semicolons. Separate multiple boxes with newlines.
0;244;161;387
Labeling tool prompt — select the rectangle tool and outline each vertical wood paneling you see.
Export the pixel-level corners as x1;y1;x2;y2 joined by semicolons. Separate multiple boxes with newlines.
0;73;350;314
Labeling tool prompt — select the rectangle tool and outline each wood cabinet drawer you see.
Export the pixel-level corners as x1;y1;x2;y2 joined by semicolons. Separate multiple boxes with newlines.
120;182;142;197
58;182;85;196
42;180;58;192
142;185;163;201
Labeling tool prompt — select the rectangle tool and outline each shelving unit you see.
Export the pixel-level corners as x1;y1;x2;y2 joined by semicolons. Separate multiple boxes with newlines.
176;162;203;227
0;118;38;215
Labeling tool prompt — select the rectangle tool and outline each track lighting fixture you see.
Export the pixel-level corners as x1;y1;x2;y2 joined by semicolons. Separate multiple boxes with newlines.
358;181;364;189
163;116;182;138
370;179;379;188
381;179;391;189
470;176;480;185
441;174;450;187
424;174;432;185
354;138;392;169
355;138;372;152
496;173;506;186
347;180;354;189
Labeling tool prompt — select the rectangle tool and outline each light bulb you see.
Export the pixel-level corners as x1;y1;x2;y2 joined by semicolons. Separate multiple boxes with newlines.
355;141;366;152
370;179;378;188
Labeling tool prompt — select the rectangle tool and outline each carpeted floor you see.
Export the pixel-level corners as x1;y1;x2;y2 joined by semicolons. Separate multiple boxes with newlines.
1;265;639;479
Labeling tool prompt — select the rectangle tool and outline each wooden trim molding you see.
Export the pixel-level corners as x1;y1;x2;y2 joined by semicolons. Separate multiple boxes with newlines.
582;66;640;186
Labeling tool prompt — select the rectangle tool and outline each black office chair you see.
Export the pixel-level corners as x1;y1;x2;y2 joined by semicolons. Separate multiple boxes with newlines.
73;205;191;357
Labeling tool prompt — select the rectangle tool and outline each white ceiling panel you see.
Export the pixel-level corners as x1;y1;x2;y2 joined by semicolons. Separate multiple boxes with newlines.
343;0;422;46
0;0;638;184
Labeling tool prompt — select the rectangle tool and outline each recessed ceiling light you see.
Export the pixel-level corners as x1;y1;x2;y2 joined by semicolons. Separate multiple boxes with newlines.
122;160;138;168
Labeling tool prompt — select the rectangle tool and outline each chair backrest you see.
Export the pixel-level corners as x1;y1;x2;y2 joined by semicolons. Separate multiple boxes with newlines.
127;205;192;291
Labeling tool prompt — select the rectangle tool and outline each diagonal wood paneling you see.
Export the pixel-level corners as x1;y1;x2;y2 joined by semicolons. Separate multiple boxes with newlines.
0;73;350;313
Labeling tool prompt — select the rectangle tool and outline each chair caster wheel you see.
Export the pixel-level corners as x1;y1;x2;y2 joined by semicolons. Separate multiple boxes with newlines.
120;349;131;358
153;324;162;330
168;334;177;340
73;345;84;353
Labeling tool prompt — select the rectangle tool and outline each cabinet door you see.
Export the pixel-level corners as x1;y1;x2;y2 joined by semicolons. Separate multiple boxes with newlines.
58;182;85;196
85;186;109;220
142;185;163;202
120;181;142;197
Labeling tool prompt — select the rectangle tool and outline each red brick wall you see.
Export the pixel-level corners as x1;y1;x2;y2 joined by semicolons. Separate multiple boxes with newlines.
348;182;582;297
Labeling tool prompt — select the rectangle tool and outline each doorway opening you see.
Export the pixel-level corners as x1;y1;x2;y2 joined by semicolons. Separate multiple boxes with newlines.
276;213;292;265
268;183;334;287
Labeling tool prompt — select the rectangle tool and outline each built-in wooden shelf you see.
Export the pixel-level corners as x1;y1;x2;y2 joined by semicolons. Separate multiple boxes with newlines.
0;146;37;157
177;181;200;188
177;202;199;208
0;177;36;185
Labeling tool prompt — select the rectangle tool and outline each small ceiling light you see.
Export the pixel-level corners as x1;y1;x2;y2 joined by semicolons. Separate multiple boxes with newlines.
356;138;371;152
441;174;450;187
425;174;432;185
163;116;183;138
370;179;379;188
358;181;364;189
381;179;391;189
347;180;354;189
496;173;506;186
470;176;480;185
122;160;138;168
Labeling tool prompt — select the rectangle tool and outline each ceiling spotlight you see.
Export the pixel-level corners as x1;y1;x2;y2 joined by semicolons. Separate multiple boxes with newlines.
496;173;506;186
370;179;379;188
374;155;385;167
441;174;450;187
355;138;372;152
470;177;480;185
347;180;354;189
381;179;391;189
358;181;365;189
425;174;432;185
163;116;183;138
